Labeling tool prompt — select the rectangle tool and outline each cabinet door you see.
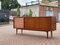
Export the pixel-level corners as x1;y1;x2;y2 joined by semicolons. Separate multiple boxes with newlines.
13;18;24;29
40;17;51;31
24;18;35;30
24;18;40;30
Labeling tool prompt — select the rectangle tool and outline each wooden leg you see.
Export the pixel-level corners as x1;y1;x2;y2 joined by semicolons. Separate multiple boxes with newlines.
16;29;18;34
47;31;48;38
21;29;23;34
51;31;53;38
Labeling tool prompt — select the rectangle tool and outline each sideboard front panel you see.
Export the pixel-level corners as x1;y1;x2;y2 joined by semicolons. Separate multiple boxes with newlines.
13;17;56;31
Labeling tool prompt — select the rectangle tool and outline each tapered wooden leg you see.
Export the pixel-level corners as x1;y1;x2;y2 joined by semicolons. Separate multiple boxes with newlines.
21;29;23;34
51;31;53;38
16;29;18;34
47;31;48;38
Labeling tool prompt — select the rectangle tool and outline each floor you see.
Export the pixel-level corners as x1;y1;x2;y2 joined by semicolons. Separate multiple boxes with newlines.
0;22;60;45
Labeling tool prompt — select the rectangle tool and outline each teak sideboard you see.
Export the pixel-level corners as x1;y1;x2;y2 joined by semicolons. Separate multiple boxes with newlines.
13;17;56;38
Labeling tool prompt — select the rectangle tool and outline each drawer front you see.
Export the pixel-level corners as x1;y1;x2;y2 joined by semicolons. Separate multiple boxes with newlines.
13;18;24;29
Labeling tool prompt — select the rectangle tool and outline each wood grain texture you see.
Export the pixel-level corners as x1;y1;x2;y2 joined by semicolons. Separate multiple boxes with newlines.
13;17;56;31
13;17;24;29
